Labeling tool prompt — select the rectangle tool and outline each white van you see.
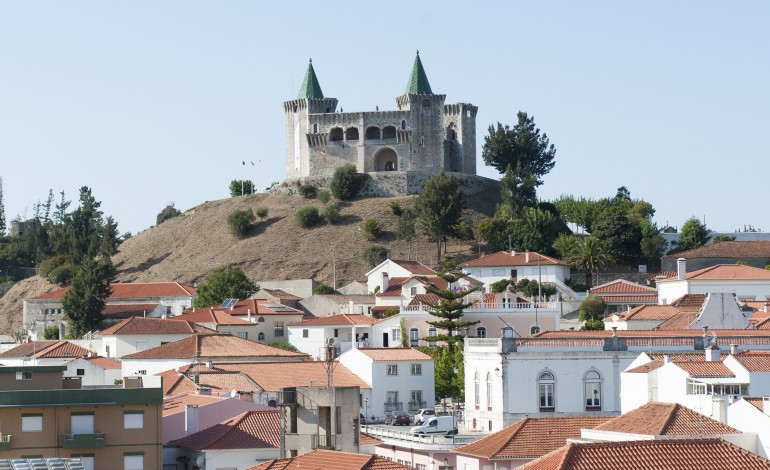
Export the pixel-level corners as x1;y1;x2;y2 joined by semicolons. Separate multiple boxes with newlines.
410;416;457;436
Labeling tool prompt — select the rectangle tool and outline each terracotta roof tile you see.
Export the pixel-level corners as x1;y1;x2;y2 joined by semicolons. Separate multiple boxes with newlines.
733;351;770;372
607;305;679;322
123;334;309;360
0;340;94;359
532;329;770;339
248;449;413;470
262;289;302;300
595;402;740;435
391;260;436;275
360;432;383;446
100;303;160;319
625;360;665;374
657;264;770;282
663;241;770;260
169;410;280;450
167;309;253;325
99;316;217;335
35;281;195;300
742;396;767;412
518;438;770;469
289;314;376;327
454;416;609;459
84;356;121;369
163;392;227;416
598;295;659;303
590;279;657;295
356;348;433;361
675;361;735;377
460;250;565;268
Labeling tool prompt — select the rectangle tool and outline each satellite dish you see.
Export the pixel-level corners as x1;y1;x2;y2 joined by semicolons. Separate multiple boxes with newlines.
196;455;205;467
611;314;620;322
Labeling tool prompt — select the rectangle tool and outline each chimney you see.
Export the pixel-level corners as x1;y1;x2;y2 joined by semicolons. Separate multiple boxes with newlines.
381;272;389;293
525;251;530;263
611;326;617;337
730;344;738;355
705;343;720;361
763;397;770;416
206;361;213;369
677;258;687;280
711;396;728;423
511;250;516;257
185;405;199;436
702;326;709;338
663;355;671;364
247;308;252;322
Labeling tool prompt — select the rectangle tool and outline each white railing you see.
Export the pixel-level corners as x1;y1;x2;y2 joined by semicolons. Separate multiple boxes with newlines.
362;426;478;445
402;301;559;312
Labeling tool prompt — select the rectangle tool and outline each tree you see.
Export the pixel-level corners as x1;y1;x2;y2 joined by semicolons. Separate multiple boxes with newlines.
314;283;334;295
415;171;466;262
579;294;606;326
434;346;465;399
564;237;611;288
552;233;579;259
228;209;256;238
156;203;182;225
639;217;666;269
363;219;382;240
421;269;480;351
99;216;120;258
481;112;556;181
498;162;537;219
592;212;642;263
53;190;70;225
43;325;60;340
508;206;559;254
193;265;257;307
320;203;340;224
229;180;255;197
362;244;389;267
672;217;711;253
396;210;417;259
66;187;108;266
63;258;115;338
255;207;268;220
490;279;513;293
295;206;320;228
330;163;364;200
0;177;5;235
712;235;737;243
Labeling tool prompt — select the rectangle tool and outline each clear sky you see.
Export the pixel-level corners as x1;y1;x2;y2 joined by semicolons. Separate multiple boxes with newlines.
1;1;768;235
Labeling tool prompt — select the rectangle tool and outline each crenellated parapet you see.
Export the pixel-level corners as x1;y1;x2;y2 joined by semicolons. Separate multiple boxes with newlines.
444;103;478;118
283;98;338;113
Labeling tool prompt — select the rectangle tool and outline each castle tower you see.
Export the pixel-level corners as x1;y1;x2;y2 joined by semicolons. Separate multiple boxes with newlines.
396;51;446;173
283;59;338;178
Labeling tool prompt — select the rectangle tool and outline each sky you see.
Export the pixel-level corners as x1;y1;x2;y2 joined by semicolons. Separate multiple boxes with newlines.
1;1;769;236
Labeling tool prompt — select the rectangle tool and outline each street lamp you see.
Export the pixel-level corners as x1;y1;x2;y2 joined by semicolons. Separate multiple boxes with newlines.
364;397;369;425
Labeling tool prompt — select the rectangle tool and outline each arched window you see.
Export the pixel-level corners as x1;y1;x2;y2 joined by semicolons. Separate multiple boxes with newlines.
401;120;406;130
268;399;277;407
365;126;381;140
258;332;265;341
530;325;541;335
257;317;265;323
329;127;343;141
538;371;555;412
421;99;431;107
446;123;457;141
313;123;318;133
486;372;493;410
476;326;487;338
428;327;437;347
502;326;514;338
345;127;359;140
474;372;480;410
419;136;424;147
409;328;420;347
584;370;601;411
382;126;396;139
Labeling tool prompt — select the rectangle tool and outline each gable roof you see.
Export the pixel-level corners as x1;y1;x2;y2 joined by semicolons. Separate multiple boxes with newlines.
518;438;770;469
261;289;302;301
460;250;565;268
0;340;94;359
84;355;121;369
213;299;304;316
594;402;740;435
606;305;679;322
404;51;432;95
289;314;376;327
34;282;195;300
297;59;324;99
167;310;253;325
733;351;770;372
249;449;412;470
663;241;770;260
163;392;227;416
355;348;433;361
391;259;436;275
658;264;770;282
170;410;280;450
454;416;609;459
590;279;657;295
122;334;309;360
377;276;449;297
100;303;160;319
99;316;217;335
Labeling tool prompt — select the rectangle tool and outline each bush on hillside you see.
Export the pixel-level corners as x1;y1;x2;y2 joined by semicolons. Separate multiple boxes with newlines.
299;184;317;199
330;164;363;200
362;244;389;267
255;207;268;220
388;201;403;216
363;219;382;240
295;206;320;228
228;209;256;238
317;189;331;204
314;283;334;295
156;203;182;225
320;203;341;224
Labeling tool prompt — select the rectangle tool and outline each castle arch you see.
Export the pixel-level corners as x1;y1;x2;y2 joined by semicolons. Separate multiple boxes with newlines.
374;147;398;171
446;123;457;141
401;120;406;130
421;99;431;107
345;127;359;140
365;126;381;140
329;127;343;141
382;126;396;139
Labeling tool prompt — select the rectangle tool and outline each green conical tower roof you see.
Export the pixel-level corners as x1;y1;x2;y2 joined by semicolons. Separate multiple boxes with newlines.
298;59;324;99
404;50;433;95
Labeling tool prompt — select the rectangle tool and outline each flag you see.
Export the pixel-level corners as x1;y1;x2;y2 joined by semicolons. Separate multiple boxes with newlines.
242;161;245;165
250;161;255;165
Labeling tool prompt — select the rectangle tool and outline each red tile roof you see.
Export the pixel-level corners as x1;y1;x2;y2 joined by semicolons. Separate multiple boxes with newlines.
289;314;376;327
391;260;437;275
532;329;770;339
35;282;195;300
249;449;413;470
122;334;309;360
170;410;280;450
595;402;740;435
460;251;565;267
454;416;609;459
606;305;679;322
675;361;735;378
0;340;94;359
742;397;767;412
167;309;253;325
590;279;657;295
101;303;160;319
356;348;433;361
84;356;121;369
518;438;770;469
360;432;383;446
163;392;227;416
663;241;770;260
657;264;770;282
733;351;770;372
376;276;449;298
99;316;217;335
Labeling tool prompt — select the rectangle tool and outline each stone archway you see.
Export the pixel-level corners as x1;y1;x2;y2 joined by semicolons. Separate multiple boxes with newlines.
374;147;398;171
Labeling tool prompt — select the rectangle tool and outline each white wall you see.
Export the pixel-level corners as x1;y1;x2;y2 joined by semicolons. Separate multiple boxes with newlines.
171;448;279;470
462;264;569;291
367;260;417;294
102;333;193;359
659;279;770;305
64;358;121;386
163;398;267;443
728;399;770;458
122;358;191;377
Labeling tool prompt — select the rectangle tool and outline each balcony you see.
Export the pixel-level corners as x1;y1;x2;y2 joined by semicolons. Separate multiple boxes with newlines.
312;434;337;450
409;401;426;411
384;402;403;412
61;433;105;449
0;434;11;451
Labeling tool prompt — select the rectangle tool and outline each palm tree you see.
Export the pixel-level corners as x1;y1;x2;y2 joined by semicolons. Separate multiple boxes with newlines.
564;237;611;288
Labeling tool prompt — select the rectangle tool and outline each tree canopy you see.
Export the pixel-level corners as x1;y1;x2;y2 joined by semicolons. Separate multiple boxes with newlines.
415;171;466;262
421;269;479;351
671;217;711;253
193;265;258;308
482;112;556;181
63;258;116;337
563;236;611;288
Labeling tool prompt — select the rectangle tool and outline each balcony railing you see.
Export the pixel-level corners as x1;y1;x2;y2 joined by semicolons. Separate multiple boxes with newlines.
384;402;403;412
61;433;105;449
408;401;426;411
312;434;337;450
0;434;11;451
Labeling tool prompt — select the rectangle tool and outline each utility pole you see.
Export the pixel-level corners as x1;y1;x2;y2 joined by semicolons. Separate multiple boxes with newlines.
331;246;337;290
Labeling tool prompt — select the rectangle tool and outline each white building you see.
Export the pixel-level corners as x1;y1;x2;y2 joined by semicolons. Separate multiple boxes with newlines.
365;259;438;295
658;259;770;304
288;314;380;358
98;316;214;359
459;250;570;292
339;348;435;417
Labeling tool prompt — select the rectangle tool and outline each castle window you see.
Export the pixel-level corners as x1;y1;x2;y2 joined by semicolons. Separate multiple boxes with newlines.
365;126;381;140
383;126;396;139
401;120;406;130
345;127;359;140
313;124;318;133
329;127;343;141
420;136;424;147
446;124;457;141
325;107;331;113
421;99;431;107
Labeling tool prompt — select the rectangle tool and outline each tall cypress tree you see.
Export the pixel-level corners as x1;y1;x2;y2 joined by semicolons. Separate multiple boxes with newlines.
62;258;115;337
0;177;6;235
421;270;480;351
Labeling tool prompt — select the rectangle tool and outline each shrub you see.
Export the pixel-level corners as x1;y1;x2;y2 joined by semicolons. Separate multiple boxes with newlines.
384;306;400;317
299;184;317;199
363;219;382;240
583;319;606;331
255;207;268;220
579;294;606;322
317;189;331;204
229;179;254;197
48;264;73;285
156;203;182;225
228;209;255;238
269;342;299;352
295;206;320;228
490;279;513;294
43;325;60;340
388;201;403;216
330;163;363;200
320;203;340;224
38;255;66;279
362;244;389;267
455;220;475;241
515;279;556;298
314;283;334;294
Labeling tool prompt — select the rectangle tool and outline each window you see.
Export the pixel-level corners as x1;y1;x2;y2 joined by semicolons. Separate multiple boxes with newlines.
539;371;555;411
16;371;32;380
410;286;417;296
166;306;172;315
237;331;248;340
476;326;487;338
22;414;43;432
486;372;493;410
365;126;381;140
124;453;144;470
474;371;480;410
411;363;422;375
70;455;94;470
383;126;396;139
329;127;343;141
416;464;427;470
385;391;399;411
401;120;406;130
428;327;437;346
124;411;144;429
584;371;601;411
387;365;398;375
76;369;85;376
274;321;285;337
410;390;423;410
257;317;265;323
303;329;309;338
421;99;431;107
137;370;147;375
258;332;265;341
502;326;514;338
105;345;110;358
410;328;420;347
345;127;359;140
391;328;401;342
530;325;541;335
334;329;339;338
313;123;318;133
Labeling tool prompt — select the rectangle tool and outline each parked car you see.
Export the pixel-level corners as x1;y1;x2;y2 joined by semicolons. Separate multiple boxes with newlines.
410;416;457;436
387;412;411;426
413;408;436;424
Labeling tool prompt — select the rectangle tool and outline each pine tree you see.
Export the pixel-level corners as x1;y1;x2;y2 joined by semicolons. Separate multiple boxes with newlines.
0;177;6;235
63;258;115;337
415;171;466;263
421;270;480;351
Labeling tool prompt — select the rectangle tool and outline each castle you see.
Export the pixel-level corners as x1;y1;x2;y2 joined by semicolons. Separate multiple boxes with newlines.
283;52;478;179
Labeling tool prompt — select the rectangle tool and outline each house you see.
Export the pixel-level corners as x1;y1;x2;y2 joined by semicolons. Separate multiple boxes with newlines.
459;250;570;293
365;259;438;294
0;341;120;386
166;410;281;470
661;241;770;272
200;299;305;344
120;334;309;377
23;281;196;339
251;288;303;309
728;397;770;457
453;416;610;469
166;309;259;340
518;439;770;469
0;364;163;470
339;348;435;417
589;279;658;313
249;449;413;470
298;294;376;318
288;314;379;358
657;259;770;304
98;316;216;359
254;279;318;299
